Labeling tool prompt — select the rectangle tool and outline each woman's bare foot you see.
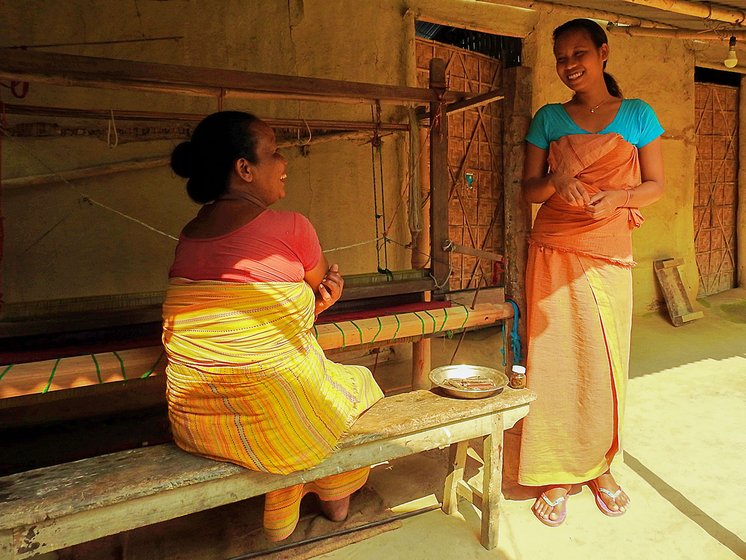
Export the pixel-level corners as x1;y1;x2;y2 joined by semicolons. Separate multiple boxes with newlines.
532;484;571;525
319;495;350;522
591;471;630;514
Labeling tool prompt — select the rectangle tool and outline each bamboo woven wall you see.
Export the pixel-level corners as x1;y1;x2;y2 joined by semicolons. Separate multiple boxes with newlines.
694;82;739;296
416;38;504;291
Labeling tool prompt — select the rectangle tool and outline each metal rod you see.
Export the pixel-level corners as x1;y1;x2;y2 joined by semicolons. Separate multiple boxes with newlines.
227;503;442;560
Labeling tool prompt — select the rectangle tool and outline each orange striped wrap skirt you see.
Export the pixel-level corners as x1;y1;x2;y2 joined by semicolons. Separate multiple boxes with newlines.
162;279;383;539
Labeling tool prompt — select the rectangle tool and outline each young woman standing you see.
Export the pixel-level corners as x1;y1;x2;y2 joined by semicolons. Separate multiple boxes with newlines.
520;19;665;526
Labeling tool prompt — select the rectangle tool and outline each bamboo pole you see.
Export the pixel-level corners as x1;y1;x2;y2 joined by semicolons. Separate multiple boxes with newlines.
3;156;170;188
3;104;409;132
478;0;676;28
608;25;746;40
3;130;396;188
618;0;746;26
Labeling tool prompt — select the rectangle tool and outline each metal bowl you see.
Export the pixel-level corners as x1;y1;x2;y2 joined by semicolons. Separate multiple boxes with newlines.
429;364;508;399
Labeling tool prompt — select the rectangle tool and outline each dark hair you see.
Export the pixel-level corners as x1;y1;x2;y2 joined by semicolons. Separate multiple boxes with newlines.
170;111;260;204
553;18;623;99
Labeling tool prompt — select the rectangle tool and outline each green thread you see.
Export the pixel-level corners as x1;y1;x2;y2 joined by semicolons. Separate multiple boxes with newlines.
141;350;165;379
113;351;127;382
91;354;103;384
414;311;426;336
459;304;470;330
350;320;364;345
439;308;449;332
392;315;401;340
332;322;346;348
43;358;61;394
423;310;438;333
370;316;383;343
0;364;13;381
313;325;319;338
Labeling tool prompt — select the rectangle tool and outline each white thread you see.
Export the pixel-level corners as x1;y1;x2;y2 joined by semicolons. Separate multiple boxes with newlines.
1;129;178;241
296;118;312;146
107;109;119;148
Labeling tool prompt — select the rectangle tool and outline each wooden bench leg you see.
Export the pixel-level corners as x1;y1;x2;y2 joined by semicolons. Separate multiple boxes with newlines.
442;440;468;515
480;413;504;550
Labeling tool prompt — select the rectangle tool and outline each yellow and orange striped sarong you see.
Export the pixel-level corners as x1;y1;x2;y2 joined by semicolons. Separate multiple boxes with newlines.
519;133;640;486
162;279;383;540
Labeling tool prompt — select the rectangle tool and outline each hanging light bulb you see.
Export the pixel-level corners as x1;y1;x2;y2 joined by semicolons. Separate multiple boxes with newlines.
724;36;738;68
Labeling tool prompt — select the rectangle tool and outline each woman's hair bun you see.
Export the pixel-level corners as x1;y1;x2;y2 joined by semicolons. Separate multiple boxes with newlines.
170;141;195;178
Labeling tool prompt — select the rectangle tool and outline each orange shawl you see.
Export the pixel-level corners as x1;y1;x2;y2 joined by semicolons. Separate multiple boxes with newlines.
531;133;644;266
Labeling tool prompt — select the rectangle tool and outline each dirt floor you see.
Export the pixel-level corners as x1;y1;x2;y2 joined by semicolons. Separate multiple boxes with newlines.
313;287;746;560
41;288;746;560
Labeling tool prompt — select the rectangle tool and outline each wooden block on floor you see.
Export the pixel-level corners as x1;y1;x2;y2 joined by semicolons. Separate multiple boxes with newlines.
654;258;704;327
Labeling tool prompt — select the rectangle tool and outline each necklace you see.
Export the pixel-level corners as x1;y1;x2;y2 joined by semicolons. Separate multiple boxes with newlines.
588;99;609;113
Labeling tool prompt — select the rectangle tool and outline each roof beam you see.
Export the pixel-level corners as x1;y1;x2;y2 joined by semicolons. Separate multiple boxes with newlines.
618;0;746;26
478;0;675;28
608;24;746;40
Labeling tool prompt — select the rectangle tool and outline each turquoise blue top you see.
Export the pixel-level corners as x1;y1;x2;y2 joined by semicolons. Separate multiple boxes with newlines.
525;98;664;150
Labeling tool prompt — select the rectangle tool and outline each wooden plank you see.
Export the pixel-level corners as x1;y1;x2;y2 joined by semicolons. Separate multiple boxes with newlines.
0;390;535;548
446;89;504;115
658;258;684;269
444;241;504;263
0;48;465;106
654;258;704;326
340;278;435;301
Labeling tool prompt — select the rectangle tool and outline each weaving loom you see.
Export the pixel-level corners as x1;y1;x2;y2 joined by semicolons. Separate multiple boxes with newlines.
0;300;512;400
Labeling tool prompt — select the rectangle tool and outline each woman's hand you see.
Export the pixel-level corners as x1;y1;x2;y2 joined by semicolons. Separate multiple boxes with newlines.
550;173;591;207
315;263;343;315
585;190;627;220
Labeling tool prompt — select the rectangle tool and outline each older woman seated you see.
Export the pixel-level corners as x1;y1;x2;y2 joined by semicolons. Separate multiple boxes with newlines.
162;111;383;541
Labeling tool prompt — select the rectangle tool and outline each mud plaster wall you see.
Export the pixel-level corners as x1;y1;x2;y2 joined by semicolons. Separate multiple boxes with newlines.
1;0;740;316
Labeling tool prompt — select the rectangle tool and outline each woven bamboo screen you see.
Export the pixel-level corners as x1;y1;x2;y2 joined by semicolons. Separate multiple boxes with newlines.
416;38;504;291
694;82;739;296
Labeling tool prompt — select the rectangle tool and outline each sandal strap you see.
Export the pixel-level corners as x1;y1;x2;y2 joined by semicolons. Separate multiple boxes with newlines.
540;493;566;507
597;486;622;499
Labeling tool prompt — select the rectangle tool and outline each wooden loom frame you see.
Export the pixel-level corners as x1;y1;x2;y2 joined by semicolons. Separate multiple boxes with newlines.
0;47;531;400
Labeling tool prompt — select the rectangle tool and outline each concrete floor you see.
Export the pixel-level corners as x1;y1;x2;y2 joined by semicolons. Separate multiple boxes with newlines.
315;288;746;560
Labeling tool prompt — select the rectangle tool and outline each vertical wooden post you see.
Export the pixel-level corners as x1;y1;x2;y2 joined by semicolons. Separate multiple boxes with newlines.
429;58;450;294
412;126;433;389
480;413;504;550
442;441;468;515
502;66;532;373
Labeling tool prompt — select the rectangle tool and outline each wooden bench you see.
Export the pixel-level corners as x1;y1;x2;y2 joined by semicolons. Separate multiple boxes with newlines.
0;388;534;559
